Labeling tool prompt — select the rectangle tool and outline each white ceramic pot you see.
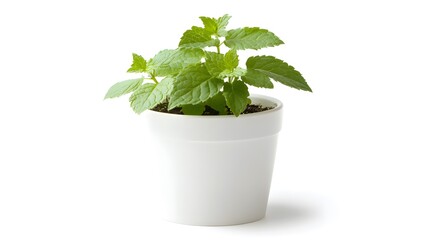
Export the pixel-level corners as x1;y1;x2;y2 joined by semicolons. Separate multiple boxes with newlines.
145;95;283;226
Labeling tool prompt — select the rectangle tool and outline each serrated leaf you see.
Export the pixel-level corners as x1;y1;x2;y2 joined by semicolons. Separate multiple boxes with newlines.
199;14;231;37
205;93;227;115
127;53;147;73
224;49;238;70
129;83;156;113
181;104;205;115
179;26;219;48
147;48;204;77
219;67;247;78
242;69;274;88
224;27;284;50
169;64;223;109
223;81;250;117
205;52;226;77
157;77;175;96
217;14;231;30
217;14;231;37
246;56;312;91
218;29;228;37
104;78;143;99
129;78;174;114
199;17;217;35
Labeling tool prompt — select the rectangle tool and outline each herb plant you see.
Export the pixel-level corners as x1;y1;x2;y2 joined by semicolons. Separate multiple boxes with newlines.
105;14;312;116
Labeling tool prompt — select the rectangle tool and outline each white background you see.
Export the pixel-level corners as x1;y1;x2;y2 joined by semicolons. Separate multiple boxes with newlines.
1;0;428;239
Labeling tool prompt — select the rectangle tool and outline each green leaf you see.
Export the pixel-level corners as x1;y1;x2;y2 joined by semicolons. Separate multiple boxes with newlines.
199;17;217;35
205;52;226;77
179;26;219;48
129;77;174;114
224;27;284;50
181;104;205;115
217;14;231;31
104;78;143;99
147;48;204;76
205;93;227;115
219;67;247;78
129;83;156;113
199;14;231;37
156;76;175;97
223;80;250;117
169;64;223;109
216;14;231;37
224;49;238;70
246;56;312;91
242;69;274;88
127;53;147;73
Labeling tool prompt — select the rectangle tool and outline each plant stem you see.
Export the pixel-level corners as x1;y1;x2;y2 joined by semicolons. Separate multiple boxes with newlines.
215;36;223;54
150;73;159;84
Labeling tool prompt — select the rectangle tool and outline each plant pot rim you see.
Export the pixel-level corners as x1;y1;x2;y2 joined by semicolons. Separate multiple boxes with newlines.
147;94;283;119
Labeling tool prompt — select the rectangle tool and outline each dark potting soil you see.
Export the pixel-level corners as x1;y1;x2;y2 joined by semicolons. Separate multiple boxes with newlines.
151;102;273;115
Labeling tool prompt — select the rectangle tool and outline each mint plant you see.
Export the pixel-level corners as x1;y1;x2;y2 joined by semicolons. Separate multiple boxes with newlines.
105;14;312;116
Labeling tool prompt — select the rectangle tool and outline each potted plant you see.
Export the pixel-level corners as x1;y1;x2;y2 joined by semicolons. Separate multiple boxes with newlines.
105;14;312;226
